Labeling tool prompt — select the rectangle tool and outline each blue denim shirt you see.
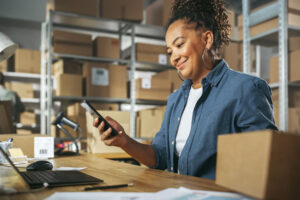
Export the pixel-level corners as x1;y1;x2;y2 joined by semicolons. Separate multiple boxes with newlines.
152;59;277;180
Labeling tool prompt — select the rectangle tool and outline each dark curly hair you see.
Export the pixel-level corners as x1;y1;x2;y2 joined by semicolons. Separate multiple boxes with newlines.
167;0;231;53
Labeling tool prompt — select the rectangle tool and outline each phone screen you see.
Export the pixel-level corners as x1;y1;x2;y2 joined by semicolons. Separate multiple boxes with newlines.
81;100;118;137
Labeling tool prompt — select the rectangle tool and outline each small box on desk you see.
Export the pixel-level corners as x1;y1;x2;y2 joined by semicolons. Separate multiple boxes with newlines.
216;130;300;200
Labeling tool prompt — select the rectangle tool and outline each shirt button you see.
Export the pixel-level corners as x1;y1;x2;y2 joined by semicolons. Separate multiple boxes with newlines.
172;141;174;145
177;117;180;121
171;167;173;171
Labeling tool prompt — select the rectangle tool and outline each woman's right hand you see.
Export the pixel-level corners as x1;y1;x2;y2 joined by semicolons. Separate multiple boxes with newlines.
93;116;129;148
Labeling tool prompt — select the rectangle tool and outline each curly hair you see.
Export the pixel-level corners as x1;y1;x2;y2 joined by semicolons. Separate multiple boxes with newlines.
167;0;231;53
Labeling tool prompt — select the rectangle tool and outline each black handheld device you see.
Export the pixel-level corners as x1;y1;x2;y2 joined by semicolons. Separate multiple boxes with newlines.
81;100;118;137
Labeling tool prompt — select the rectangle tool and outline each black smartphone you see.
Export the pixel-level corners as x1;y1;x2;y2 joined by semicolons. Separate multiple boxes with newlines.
81;100;118;137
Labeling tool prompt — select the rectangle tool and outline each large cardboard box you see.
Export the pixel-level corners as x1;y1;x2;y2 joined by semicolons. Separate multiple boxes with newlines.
101;0;143;22
272;87;300;108
93;37;119;59
55;74;82;96
53;59;82;76
10;48;41;74
53;30;93;57
47;0;99;17
288;107;300;135
0;60;8;72
0;134;50;158
136;106;165;138
221;41;254;72
5;82;34;98
146;0;172;26
86;110;130;154
134;43;170;65
20;111;36;125
135;77;171;101
269;49;300;83
216;130;300;199
152;69;182;93
83;62;127;98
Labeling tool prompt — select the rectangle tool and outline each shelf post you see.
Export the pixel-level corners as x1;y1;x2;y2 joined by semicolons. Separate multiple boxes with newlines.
278;0;288;131
130;24;136;138
242;0;251;74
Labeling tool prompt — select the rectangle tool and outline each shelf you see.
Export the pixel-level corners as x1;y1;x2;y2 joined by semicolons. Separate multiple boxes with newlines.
21;98;40;109
52;96;167;106
250;26;300;46
51;11;166;40
269;82;300;89
3;72;42;83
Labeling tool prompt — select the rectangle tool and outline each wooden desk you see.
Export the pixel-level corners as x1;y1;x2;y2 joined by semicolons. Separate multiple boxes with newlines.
0;154;231;199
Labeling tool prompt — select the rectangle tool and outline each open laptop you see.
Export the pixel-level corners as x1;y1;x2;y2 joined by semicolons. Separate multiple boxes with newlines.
0;146;103;188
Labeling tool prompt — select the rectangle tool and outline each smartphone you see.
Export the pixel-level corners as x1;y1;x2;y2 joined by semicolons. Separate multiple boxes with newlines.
81;100;118;137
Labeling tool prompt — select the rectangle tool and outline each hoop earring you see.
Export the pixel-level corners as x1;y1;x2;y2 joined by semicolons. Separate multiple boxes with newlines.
176;70;185;81
201;48;214;70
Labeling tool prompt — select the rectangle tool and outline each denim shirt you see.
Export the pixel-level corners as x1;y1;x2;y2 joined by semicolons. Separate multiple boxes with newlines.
151;59;278;180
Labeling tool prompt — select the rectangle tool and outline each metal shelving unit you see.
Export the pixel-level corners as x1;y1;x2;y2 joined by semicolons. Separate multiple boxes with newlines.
242;0;300;131
41;11;172;136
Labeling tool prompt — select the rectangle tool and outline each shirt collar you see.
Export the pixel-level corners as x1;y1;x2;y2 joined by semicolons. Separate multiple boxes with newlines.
181;59;229;90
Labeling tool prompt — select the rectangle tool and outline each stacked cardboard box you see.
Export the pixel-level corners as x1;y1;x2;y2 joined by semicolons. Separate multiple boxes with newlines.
47;0;99;17
269;45;300;84
216;130;300;199
0;60;8;72
136;106;166;138
20;111;36;125
237;0;300;40
101;0;143;22
152;69;182;93
53;59;82;76
221;41;254;72
86;110;130;154
135;43;170;65
93;37;120;59
146;0;172;26
64;103;87;139
9;48;41;74
53;30;93;57
83;62;127;98
134;77;171;101
5;82;35;98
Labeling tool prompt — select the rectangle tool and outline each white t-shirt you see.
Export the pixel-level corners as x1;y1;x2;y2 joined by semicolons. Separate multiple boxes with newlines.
175;86;203;156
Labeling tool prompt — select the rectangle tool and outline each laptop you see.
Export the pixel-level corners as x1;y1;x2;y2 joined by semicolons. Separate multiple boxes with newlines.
0;146;103;188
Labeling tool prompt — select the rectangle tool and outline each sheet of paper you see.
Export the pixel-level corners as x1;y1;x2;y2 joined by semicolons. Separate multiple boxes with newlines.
45;192;153;200
54;167;87;171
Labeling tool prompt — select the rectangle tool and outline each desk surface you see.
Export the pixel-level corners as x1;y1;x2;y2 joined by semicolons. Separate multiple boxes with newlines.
0;154;231;199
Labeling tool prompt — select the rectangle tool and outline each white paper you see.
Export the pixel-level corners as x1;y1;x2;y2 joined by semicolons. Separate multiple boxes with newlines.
92;68;109;86
34;137;54;158
141;78;151;89
158;54;167;65
54;167;87;171
45;192;153;200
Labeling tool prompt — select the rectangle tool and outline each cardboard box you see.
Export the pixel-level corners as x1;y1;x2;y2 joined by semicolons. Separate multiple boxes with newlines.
86;110;130;154
238;9;300;40
0;60;8;72
146;0;172;26
0;134;50;158
272;87;300;108
221;41;254;72
5;82;34;98
60;115;86;138
288;37;300;52
55;74;82;96
152;70;182;92
93;37;119;59
83;62;127;98
101;0;143;22
10;48;41;74
136;106;165;138
20;111;36;125
47;0;99;17
0;101;14;134
134;77;171;101
269;49;300;83
53;59;82;76
288;107;300;135
216;130;300;199
53;30;93;57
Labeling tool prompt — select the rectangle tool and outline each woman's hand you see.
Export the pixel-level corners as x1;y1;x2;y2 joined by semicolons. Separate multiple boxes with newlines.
93;116;129;148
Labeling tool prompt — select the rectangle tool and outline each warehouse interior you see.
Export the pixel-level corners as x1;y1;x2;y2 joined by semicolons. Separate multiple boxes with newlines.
0;0;299;199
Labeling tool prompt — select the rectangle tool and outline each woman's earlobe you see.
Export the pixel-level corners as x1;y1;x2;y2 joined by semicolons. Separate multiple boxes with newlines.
205;32;214;50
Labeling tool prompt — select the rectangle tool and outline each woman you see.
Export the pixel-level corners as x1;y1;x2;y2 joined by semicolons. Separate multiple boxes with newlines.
93;0;277;180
